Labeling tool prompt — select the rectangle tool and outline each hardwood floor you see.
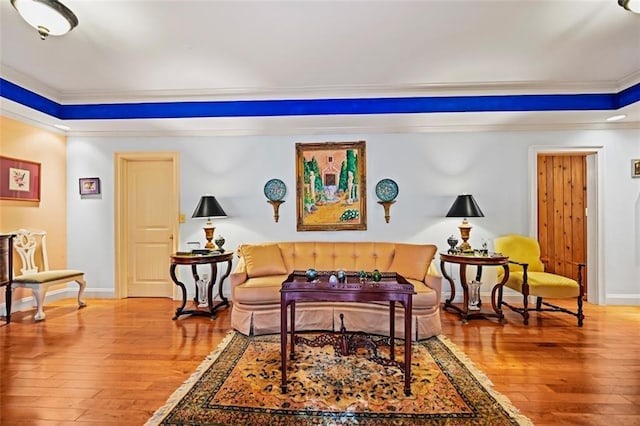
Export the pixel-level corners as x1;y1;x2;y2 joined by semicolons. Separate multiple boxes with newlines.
1;298;639;425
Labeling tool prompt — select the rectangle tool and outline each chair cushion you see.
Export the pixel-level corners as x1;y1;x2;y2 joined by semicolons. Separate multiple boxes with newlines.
13;269;84;284
388;244;437;281
241;244;287;278
504;271;580;299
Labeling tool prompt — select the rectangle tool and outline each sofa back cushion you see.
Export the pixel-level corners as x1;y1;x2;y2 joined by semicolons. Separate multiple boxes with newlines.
239;243;287;278
388;243;437;281
277;242;395;272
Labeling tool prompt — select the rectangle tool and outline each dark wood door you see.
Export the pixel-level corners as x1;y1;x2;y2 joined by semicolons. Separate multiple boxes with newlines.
537;154;587;291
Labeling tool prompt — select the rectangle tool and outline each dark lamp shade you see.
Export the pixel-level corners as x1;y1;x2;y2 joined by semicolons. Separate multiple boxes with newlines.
192;196;227;219
446;194;484;218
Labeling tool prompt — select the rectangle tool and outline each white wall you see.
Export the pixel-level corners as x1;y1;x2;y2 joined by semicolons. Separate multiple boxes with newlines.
66;128;640;304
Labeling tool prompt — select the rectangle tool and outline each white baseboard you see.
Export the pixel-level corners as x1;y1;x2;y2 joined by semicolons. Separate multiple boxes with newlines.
4;288;637;315
0;287;116;315
605;294;640;305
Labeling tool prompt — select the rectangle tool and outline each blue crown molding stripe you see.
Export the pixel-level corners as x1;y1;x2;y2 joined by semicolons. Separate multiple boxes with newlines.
616;82;640;108
0;78;60;117
58;93;617;120
0;77;634;120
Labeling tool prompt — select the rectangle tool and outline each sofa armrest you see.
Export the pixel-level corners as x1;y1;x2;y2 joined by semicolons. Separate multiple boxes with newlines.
229;256;248;293
424;261;442;303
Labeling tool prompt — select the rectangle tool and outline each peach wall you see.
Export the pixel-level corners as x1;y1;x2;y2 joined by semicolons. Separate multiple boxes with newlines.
0;116;68;284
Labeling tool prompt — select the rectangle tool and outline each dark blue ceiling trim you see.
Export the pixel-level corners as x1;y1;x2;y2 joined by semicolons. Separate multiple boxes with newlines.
616;82;640;108
0;78;61;117
0;77;636;120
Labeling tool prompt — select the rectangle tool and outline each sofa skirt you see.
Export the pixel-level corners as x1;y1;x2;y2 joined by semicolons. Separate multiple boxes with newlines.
231;301;442;341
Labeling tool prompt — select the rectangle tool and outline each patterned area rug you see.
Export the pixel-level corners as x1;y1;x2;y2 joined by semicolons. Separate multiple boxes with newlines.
147;332;532;425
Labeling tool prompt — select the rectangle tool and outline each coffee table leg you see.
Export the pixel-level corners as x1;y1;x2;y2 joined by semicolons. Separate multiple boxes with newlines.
289;301;296;360
404;297;412;396
280;298;288;393
389;301;395;360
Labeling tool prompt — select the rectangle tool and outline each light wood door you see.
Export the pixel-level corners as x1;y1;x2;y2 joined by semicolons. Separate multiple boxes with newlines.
116;153;179;298
537;154;587;289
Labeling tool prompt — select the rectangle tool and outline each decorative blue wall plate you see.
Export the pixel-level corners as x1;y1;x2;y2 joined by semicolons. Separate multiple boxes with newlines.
264;178;287;201
375;178;399;202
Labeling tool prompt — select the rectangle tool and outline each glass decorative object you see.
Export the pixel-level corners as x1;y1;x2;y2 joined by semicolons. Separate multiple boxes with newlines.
447;235;459;253
197;274;209;307
372;269;382;282
214;235;225;250
468;280;481;311
305;268;318;282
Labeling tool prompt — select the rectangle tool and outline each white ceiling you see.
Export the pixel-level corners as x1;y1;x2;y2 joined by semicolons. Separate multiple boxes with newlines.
1;0;639;136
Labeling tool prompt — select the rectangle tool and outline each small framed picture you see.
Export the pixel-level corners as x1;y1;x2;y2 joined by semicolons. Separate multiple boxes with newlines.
79;177;101;195
0;156;41;201
633;159;640;179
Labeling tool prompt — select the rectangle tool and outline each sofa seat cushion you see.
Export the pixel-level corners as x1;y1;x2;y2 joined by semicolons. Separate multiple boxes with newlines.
233;274;290;305
233;276;437;309
365;278;439;309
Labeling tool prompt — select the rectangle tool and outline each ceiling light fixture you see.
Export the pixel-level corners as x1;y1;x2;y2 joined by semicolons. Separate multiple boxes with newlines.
618;0;640;13
606;114;627;122
10;0;78;40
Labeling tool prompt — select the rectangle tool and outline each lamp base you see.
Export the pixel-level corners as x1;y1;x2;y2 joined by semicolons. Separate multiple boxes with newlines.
203;226;216;250
458;219;473;252
459;241;472;252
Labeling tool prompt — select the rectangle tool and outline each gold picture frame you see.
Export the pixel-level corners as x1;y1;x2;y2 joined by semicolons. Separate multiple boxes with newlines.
296;141;367;231
633;159;640;178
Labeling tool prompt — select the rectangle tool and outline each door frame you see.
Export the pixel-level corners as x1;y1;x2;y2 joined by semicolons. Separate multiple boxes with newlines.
528;146;605;305
114;152;180;299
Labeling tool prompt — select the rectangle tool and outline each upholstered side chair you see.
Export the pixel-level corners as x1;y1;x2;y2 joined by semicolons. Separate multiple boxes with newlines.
11;229;87;321
494;234;584;326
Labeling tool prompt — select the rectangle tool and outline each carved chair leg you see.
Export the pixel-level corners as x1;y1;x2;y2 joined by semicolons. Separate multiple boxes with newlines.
32;285;48;321
577;296;584;327
75;278;87;308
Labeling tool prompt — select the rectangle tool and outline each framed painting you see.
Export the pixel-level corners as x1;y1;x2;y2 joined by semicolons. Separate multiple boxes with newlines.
79;177;101;195
0;156;41;202
633;159;640;178
296;141;367;231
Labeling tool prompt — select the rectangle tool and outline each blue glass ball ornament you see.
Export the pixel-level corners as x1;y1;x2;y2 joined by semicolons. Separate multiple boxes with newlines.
305;268;318;281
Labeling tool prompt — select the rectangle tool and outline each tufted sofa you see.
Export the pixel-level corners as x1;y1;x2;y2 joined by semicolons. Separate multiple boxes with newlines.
229;242;442;340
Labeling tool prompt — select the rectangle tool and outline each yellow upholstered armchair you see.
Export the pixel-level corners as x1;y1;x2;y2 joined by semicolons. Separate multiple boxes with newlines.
494;234;584;326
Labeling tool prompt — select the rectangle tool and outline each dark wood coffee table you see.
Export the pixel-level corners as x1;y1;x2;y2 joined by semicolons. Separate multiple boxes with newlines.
280;271;415;396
